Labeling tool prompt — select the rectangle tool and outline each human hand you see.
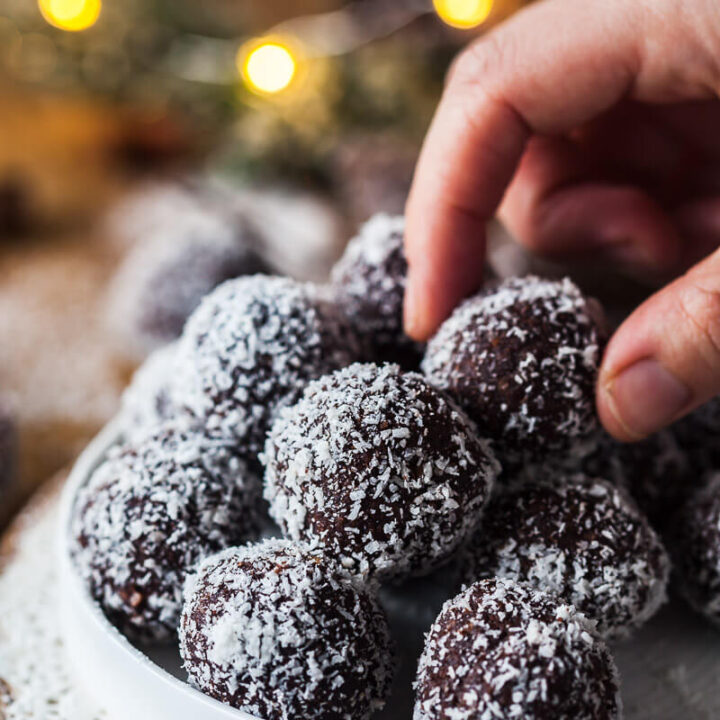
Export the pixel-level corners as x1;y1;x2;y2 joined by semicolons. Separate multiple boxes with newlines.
404;0;720;441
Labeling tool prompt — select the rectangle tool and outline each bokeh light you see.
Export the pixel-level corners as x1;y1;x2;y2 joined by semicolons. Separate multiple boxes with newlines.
434;0;494;29
38;0;102;32
239;41;298;96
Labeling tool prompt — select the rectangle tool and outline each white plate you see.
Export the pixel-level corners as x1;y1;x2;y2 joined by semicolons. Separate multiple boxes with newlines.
58;423;720;720
57;421;260;720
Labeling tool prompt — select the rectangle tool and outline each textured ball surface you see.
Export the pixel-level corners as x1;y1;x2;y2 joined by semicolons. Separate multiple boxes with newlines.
173;275;357;461
107;212;263;355
422;276;604;460
264;362;500;581
460;474;669;640
331;214;422;367
414;578;621;720
120;342;179;440
672;473;720;624
72;424;260;643
180;539;394;720
673;397;720;476
551;429;692;531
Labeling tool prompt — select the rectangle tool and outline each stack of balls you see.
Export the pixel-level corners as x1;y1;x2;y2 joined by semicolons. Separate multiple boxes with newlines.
106;205;266;358
72;213;720;719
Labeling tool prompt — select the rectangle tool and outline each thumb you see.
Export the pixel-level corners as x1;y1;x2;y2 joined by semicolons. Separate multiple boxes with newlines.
598;247;720;440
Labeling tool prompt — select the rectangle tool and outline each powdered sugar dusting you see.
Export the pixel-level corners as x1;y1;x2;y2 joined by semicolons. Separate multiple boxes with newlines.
461;473;670;640
263;362;500;581
422;276;603;461
180;538;394;720
414;578;621;720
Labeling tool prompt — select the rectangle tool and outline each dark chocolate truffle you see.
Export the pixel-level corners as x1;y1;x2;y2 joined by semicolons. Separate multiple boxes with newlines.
119;342;179;440
180;539;394;720
672;473;720;624
72;424;260;643
263;362;500;582
107;211;264;356
422;276;605;461
331;214;423;368
673;396;720;476
414;578;621;720
551;429;692;531
172;275;358;462
459;474;669;640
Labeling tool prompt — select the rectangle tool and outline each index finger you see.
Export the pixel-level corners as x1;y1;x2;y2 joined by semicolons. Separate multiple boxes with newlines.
403;0;714;340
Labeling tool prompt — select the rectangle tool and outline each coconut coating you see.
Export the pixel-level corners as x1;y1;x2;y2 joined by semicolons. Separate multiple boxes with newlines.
0;399;17;491
460;474;669;640
180;539;394;720
120;342;180;440
672;473;720;624
263;362;500;582
172;275;358;462
106;211;264;354
673;397;720;476
331;214;423;368
422;276;604;460
414;578;621;720
553;429;693;531
72;424;261;643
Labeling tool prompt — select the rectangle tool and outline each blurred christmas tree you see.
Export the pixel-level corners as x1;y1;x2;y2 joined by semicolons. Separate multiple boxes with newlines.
0;0;527;194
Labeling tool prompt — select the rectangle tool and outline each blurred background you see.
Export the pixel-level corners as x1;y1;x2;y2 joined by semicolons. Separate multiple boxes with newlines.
0;0;536;525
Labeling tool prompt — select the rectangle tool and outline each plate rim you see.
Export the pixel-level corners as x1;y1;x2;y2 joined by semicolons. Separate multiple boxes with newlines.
56;418;262;720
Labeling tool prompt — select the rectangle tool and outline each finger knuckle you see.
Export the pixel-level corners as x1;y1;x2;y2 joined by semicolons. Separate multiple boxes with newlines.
452;31;516;95
678;279;720;368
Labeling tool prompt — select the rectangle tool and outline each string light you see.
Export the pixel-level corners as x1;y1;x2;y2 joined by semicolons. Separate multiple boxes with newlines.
239;39;298;96
38;0;101;32
433;0;494;29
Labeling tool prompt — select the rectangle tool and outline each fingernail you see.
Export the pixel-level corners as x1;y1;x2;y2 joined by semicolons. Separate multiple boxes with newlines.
604;359;691;438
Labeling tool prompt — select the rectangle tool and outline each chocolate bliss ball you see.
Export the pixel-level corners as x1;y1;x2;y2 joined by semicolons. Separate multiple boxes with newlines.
263;362;500;582
422;275;606;461
414;578;621;720
180;539;394;720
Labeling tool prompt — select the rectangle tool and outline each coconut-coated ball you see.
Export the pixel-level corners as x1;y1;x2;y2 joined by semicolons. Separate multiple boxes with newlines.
414;578;621;720
422;276;605;461
672;473;720;625
107;211;264;356
459;473;669;640
180;539;394;720
72;423;260;643
172;275;358;463
673;397;720;476
550;428;693;532
263;362;500;582
331;214;423;368
119;342;180;440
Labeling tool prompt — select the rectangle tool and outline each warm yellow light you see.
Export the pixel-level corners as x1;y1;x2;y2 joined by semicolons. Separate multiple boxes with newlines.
240;41;297;95
434;0;494;28
38;0;101;32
